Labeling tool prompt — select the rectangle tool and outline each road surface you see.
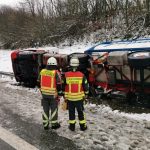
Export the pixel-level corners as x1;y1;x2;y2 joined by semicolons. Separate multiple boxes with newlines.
0;79;78;150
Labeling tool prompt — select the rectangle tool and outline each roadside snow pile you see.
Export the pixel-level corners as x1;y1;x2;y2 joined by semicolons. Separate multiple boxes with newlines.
0;50;12;72
86;104;150;121
57;103;150;150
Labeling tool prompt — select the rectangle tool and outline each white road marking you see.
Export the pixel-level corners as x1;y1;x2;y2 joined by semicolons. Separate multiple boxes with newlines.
0;126;39;150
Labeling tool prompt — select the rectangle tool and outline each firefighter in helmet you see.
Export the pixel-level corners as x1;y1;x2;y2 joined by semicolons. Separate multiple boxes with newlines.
63;57;89;131
38;57;62;130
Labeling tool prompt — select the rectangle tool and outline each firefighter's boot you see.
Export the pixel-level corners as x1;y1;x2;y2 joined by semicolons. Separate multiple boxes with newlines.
68;123;75;131
51;123;61;129
80;123;87;131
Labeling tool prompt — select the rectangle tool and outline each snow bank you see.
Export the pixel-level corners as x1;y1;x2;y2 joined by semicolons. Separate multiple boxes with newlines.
0;50;13;72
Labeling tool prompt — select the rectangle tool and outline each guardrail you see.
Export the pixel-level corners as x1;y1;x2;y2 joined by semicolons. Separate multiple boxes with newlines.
0;71;14;78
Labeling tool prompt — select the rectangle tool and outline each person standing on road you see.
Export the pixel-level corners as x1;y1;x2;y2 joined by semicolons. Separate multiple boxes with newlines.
38;57;62;130
63;57;89;131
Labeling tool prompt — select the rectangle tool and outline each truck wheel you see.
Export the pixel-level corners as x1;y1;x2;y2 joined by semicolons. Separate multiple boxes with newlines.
128;51;150;68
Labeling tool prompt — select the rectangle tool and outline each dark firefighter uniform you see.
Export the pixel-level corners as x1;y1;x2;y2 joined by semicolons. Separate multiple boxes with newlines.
63;70;89;131
38;65;62;130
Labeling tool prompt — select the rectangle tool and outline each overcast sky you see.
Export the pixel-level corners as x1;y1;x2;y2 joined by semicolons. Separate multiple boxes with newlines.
0;0;23;7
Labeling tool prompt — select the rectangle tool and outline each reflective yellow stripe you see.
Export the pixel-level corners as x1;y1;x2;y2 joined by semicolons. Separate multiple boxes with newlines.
41;88;56;92
51;71;55;88
65;92;84;96
85;79;87;84
51;120;58;124
41;88;56;91
69;120;76;124
41;86;56;90
65;95;84;98
40;69;55;77
43;120;48;123
78;84;80;93
69;84;71;93
44;122;49;127
65;91;85;100
65;96;84;101
51;108;57;120
79;120;86;124
41;86;57;95
43;112;49;120
42;91;56;95
43;112;49;127
41;90;56;95
66;77;82;84
85;91;89;94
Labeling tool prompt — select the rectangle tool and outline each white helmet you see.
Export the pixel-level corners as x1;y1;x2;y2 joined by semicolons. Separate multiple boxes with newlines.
47;57;57;65
70;57;79;67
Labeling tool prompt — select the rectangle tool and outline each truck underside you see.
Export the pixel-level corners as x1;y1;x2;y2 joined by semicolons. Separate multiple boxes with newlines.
11;39;150;105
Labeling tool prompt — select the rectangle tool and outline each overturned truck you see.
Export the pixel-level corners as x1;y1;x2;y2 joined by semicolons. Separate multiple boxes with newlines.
11;39;150;103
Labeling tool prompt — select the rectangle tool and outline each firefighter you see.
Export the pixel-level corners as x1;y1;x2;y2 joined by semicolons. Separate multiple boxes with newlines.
63;57;89;131
38;57;62;130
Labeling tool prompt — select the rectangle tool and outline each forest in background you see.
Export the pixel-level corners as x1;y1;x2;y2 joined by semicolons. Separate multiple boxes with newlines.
0;0;149;49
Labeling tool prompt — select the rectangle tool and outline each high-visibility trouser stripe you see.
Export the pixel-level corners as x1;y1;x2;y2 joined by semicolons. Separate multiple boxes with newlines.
85;91;89;95
51;120;58;124
79;120;86;124
69;120;76;124
80;112;86;124
51;108;57;121
85;79;87;83
42;112;49;127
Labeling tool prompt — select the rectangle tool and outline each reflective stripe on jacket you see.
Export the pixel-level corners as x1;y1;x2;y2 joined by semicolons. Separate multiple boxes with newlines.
40;69;57;96
65;71;85;101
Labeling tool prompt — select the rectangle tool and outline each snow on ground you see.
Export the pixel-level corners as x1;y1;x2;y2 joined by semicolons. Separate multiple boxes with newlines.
0;43;150;149
58;42;92;54
0;50;12;72
0;78;150;150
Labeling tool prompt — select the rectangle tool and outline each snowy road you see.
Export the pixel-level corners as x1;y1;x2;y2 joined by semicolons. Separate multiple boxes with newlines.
0;78;150;150
0;79;78;150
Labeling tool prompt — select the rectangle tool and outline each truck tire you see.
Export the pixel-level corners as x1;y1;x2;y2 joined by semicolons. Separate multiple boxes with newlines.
128;51;150;68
